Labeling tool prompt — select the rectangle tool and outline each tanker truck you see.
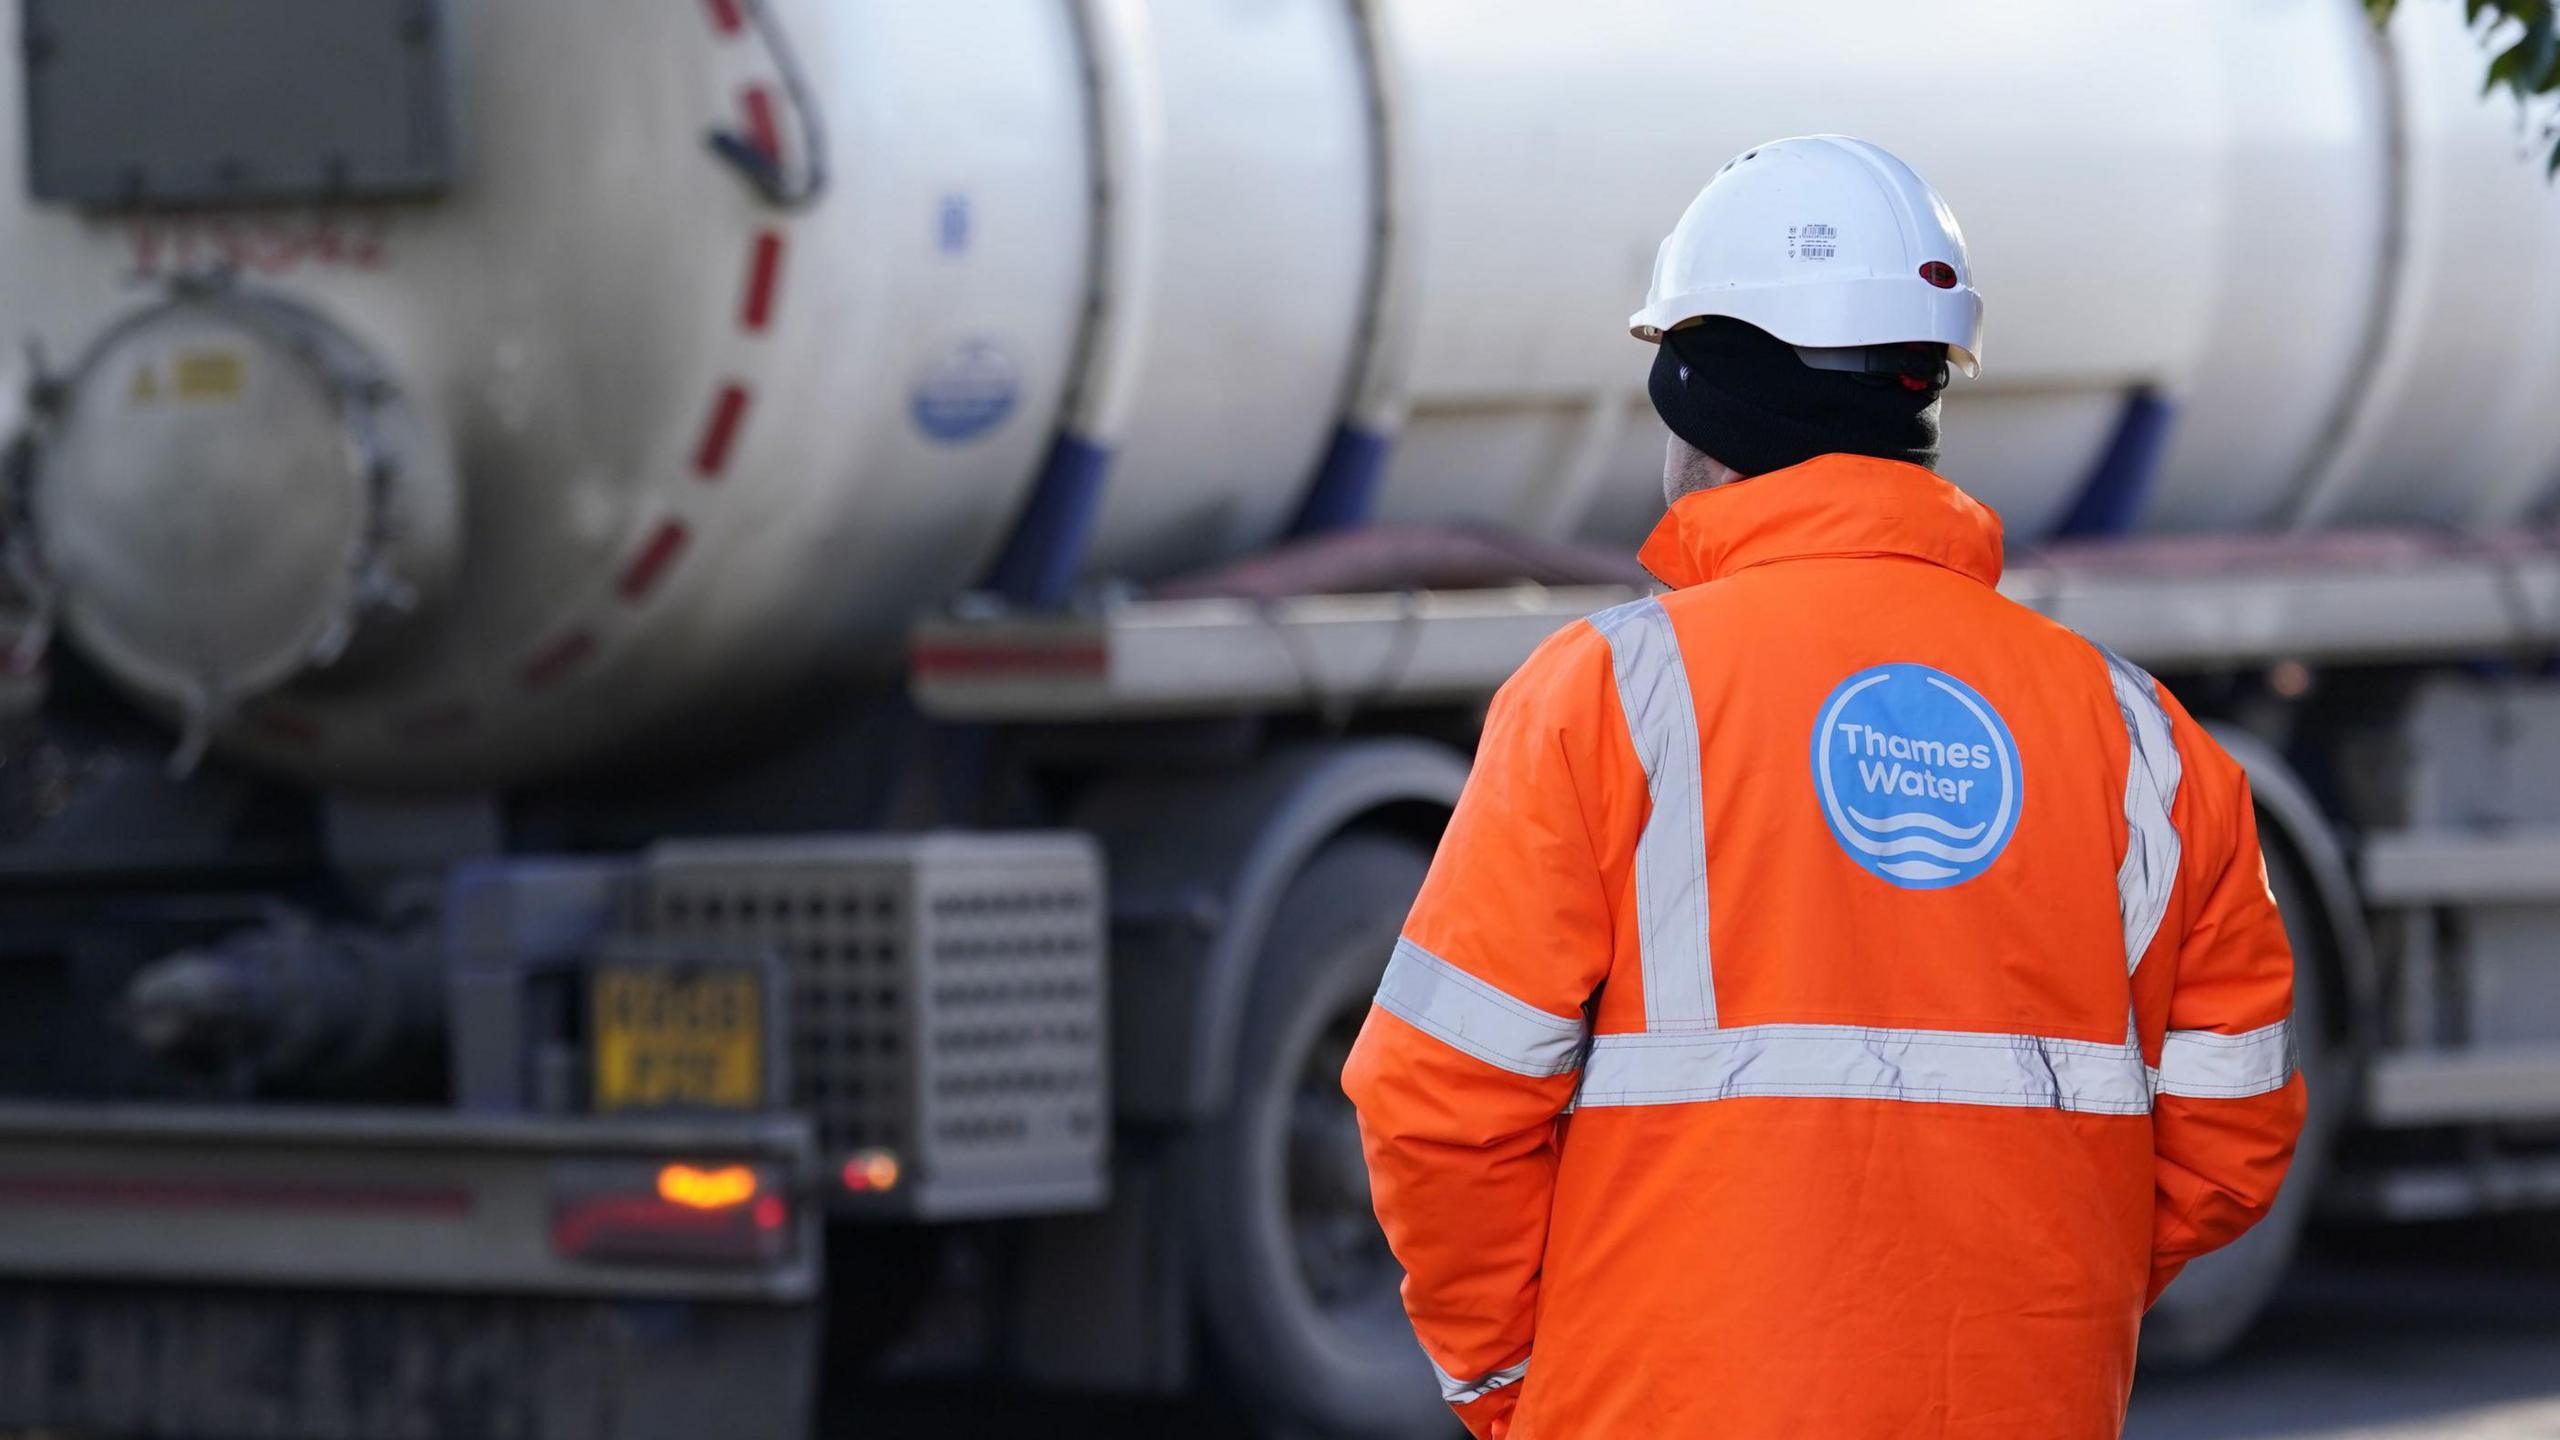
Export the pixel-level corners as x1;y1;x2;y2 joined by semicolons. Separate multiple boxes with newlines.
4;0;2560;1436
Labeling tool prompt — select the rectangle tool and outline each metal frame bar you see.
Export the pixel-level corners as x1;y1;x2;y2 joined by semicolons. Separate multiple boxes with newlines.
0;1102;818;1300
917;532;2560;722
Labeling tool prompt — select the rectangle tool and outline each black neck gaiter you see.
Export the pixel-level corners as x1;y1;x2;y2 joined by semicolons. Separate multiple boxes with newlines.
1648;317;1945;478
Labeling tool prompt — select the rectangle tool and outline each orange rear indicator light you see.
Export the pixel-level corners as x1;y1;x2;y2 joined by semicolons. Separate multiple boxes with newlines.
657;1163;759;1210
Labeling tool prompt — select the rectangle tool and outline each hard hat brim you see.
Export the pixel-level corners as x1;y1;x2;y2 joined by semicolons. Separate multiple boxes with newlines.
1631;276;1984;378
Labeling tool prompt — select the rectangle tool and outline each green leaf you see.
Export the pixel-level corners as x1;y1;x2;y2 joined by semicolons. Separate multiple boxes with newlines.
2375;0;2560;181
2486;35;2529;96
2523;10;2560;91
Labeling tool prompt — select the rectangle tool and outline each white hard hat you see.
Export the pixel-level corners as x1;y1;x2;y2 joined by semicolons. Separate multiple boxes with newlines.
1631;135;1983;377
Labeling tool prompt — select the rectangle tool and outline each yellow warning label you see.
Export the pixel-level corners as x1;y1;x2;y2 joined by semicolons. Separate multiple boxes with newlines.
172;349;246;401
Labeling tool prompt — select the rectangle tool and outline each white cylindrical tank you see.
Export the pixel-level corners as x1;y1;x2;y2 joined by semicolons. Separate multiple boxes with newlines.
1370;0;2409;544
1;0;1095;787
2124;0;2394;533
4;0;2558;792
2287;3;2560;529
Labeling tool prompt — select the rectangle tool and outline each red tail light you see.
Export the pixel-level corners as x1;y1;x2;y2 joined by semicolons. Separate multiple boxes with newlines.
841;1149;902;1193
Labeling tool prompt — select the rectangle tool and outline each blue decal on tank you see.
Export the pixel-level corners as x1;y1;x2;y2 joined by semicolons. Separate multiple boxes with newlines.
910;337;1017;444
938;193;972;255
1810;663;2023;890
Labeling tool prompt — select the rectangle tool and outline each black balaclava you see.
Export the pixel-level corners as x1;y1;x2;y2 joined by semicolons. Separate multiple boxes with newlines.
1648;316;1947;478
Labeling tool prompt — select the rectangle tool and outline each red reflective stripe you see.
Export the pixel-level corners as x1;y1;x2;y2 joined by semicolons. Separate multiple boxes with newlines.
551;1193;747;1256
703;0;745;36
741;229;785;333
741;85;783;165
519;630;598;691
619;519;693;601
693;384;752;480
0;1174;472;1218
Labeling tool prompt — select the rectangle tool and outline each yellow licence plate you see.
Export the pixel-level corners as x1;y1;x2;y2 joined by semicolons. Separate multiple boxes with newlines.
592;966;765;1111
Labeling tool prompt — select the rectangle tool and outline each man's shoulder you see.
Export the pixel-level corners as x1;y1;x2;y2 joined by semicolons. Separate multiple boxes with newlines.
1513;601;1628;685
2002;598;2252;802
1483;596;1652;723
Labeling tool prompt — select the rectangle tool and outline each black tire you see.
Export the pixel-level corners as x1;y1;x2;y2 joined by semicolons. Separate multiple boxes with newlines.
2141;838;2345;1367
1188;832;1458;1439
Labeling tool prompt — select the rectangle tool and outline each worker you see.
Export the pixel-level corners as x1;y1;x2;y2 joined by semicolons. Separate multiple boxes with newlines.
1342;135;2305;1439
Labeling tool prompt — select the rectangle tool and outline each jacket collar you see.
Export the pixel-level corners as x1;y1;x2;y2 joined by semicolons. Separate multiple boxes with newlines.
1636;455;2005;591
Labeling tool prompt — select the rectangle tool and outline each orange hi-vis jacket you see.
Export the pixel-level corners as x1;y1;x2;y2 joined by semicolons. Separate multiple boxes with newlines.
1343;456;2305;1440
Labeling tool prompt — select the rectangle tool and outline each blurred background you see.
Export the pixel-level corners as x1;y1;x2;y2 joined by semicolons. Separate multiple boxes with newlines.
2;0;2560;1436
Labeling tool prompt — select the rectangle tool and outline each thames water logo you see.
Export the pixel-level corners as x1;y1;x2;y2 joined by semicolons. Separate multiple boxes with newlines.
1811;664;2021;889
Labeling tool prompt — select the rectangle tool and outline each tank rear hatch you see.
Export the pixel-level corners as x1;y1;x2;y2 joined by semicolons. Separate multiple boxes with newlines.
11;287;460;763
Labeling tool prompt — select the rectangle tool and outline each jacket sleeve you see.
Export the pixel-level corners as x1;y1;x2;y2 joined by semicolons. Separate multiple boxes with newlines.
2145;703;2309;1307
1341;622;1639;1440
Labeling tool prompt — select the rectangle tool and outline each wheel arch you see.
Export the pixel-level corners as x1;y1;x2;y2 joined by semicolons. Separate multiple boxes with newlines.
1074;736;1465;1125
2143;724;2366;1367
2205;722;2373;1056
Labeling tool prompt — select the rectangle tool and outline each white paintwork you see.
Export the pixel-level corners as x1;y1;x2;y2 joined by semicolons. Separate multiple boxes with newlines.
1370;1;2249;543
2142;0;2392;531
1052;0;1162;445
1074;0;1374;580
2290;5;2560;529
1341;0;1423;437
7;0;2560;789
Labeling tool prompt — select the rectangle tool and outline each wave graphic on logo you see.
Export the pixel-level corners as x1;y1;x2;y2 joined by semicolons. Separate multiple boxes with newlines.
1843;808;1987;841
1813;669;2021;886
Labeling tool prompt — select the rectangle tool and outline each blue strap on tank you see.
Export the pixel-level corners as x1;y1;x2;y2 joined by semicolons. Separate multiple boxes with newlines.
2053;388;2175;539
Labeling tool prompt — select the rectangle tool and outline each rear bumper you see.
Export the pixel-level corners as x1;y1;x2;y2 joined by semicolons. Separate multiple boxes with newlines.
0;1101;819;1302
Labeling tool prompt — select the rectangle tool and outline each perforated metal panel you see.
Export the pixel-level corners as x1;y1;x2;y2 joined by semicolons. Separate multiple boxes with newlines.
632;834;1106;1221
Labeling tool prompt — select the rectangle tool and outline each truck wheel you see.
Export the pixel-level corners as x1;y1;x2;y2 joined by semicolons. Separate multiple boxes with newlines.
1189;831;1454;1439
2140;840;2342;1367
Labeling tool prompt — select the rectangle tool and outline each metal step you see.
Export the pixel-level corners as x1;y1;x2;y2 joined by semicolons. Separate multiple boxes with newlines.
2005;529;2560;672
2326;1153;2560;1221
2365;1048;2560;1127
2362;829;2560;906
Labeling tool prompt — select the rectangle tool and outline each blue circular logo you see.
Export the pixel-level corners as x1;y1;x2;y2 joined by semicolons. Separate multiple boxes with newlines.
909;337;1019;444
1810;664;2022;890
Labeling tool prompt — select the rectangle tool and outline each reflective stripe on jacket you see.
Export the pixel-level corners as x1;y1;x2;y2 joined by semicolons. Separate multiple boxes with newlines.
1343;456;2305;1440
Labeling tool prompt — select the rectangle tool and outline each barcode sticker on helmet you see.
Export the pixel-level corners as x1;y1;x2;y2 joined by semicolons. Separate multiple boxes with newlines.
1789;223;1838;261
